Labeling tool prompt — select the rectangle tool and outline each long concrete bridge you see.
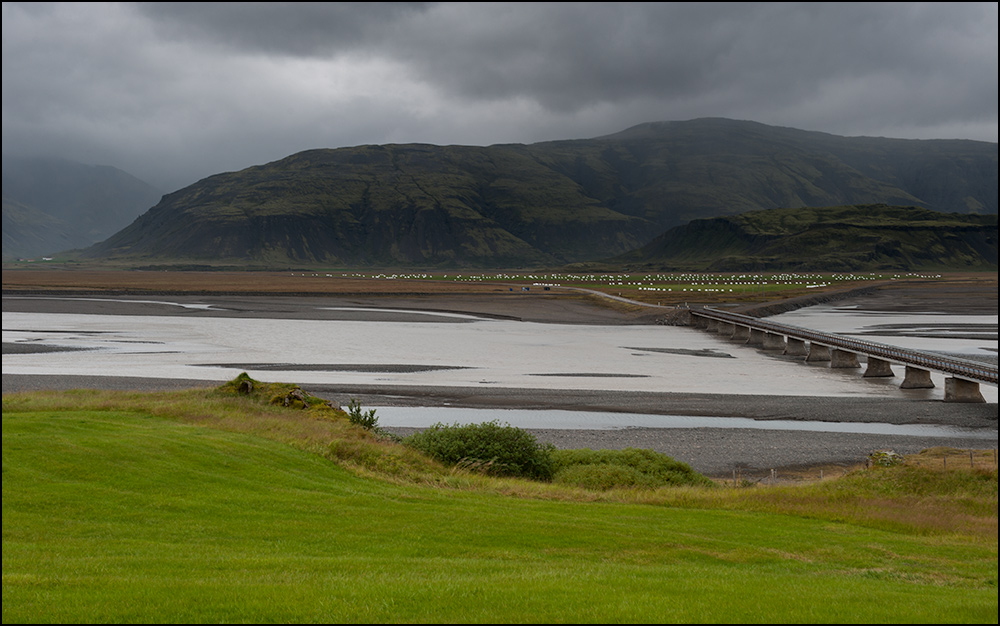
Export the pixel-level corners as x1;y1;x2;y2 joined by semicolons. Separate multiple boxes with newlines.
684;307;998;403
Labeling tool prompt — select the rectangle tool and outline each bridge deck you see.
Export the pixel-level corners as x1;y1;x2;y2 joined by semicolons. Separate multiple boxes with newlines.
691;307;998;387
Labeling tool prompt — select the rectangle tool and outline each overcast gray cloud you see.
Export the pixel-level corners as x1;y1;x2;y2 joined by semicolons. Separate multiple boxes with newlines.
3;2;996;192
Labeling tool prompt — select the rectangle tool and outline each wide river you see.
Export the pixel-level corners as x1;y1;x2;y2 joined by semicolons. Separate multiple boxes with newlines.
3;295;996;412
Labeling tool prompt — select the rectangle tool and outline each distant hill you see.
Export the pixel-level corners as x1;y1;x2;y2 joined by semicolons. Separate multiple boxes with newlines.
77;118;997;268
2;194;77;260
2;157;163;259
606;204;999;272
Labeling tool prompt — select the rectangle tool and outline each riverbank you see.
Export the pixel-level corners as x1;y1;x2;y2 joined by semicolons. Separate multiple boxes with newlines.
4;374;995;480
3;276;996;480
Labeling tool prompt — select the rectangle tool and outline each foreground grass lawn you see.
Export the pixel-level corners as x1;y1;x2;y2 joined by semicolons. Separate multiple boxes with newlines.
3;400;997;623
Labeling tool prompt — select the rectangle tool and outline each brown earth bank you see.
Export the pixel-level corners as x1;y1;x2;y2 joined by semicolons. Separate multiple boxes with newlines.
3;269;996;481
3;268;997;320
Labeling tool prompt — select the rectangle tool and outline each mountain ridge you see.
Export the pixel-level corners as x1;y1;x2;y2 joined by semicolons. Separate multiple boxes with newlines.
32;118;1000;268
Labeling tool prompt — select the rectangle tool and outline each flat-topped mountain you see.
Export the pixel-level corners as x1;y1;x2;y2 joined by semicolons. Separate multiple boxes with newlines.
78;118;997;267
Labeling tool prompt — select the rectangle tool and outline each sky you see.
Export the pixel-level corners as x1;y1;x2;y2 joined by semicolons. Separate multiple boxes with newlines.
3;2;997;193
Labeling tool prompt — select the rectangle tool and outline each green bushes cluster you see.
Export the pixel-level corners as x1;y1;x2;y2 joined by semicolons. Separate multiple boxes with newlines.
403;421;712;489
551;448;715;490
404;421;556;480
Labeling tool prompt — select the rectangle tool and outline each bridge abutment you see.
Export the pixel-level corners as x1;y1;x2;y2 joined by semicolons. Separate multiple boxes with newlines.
831;349;861;368
944;378;986;403
762;333;786;350
901;366;935;389
863;357;895;378
806;344;831;362
784;338;808;357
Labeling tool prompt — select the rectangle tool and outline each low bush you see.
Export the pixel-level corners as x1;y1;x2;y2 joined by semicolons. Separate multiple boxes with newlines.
551;448;714;490
404;421;556;481
346;399;379;430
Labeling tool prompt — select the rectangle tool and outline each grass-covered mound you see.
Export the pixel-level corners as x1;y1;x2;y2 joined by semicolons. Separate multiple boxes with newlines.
552;447;716;490
220;371;347;415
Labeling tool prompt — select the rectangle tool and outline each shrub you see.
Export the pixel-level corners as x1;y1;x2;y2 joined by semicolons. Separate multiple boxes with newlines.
404;421;556;481
551;448;714;490
347;399;379;430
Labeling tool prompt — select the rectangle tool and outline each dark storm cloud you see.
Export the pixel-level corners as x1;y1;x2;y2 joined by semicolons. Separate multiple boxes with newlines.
137;2;431;56
135;3;998;114
3;2;996;192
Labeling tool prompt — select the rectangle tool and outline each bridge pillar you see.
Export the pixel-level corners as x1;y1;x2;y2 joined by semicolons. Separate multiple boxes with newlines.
900;366;935;389
762;332;786;351
784;338;808;357
717;321;735;336
831;349;860;368
692;316;709;329
944;378;986;403
746;328;766;346
706;319;719;332
806;344;831;362
731;325;750;341
863;357;895;378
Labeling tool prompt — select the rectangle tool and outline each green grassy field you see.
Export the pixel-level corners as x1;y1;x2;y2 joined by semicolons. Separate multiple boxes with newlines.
3;385;997;623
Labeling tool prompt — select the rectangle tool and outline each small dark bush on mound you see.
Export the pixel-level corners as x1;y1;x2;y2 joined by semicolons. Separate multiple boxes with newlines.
551;448;714;490
404;421;556;481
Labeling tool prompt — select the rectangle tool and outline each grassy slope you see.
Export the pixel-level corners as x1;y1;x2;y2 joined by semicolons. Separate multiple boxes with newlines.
2;387;997;623
616;204;999;271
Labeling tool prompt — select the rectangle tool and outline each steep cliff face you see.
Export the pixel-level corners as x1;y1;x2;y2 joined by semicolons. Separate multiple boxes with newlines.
79;119;997;267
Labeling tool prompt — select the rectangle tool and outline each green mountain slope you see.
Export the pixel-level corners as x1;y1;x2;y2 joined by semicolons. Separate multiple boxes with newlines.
82;145;653;267
79;118;997;267
610;204;999;271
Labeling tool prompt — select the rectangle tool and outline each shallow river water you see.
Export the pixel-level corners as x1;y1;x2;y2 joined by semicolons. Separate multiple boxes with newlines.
3;296;997;424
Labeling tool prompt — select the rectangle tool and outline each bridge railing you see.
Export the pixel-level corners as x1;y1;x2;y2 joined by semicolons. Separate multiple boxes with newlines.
692;307;998;386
